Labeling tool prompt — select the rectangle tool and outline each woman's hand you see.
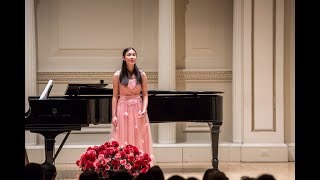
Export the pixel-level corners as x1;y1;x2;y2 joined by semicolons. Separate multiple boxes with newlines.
112;116;118;126
138;110;147;118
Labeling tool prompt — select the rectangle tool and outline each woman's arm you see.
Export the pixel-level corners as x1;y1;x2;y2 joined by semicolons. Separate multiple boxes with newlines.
112;71;120;125
140;71;148;117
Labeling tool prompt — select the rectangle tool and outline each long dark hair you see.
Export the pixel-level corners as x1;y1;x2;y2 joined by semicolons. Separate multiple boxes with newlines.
119;47;142;85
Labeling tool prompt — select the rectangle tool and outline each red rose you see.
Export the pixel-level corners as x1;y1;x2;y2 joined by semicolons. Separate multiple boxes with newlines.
76;140;151;178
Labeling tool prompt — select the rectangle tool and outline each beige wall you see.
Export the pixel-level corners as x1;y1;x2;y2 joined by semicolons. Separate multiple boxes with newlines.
36;0;158;73
26;0;295;163
34;0;234;144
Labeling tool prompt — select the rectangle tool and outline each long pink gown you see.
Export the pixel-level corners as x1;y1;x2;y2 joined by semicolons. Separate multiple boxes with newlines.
110;73;154;163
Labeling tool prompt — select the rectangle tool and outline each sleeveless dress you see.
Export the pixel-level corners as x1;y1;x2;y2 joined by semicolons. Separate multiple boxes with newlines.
110;72;154;164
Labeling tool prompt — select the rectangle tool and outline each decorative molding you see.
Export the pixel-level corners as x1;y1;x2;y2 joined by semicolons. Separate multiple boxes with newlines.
251;0;276;132
176;71;232;82
37;72;113;84
37;71;232;84
26;142;291;163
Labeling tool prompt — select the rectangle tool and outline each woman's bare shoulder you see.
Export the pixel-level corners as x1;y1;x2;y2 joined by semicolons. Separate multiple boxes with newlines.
114;70;121;76
139;69;146;76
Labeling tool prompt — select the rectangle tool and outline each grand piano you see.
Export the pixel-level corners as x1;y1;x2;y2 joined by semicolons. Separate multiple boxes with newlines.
25;83;223;170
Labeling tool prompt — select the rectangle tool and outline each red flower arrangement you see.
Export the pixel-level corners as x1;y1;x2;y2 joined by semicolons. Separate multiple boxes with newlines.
76;140;151;179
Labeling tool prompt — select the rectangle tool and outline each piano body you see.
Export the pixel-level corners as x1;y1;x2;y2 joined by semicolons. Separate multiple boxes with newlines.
25;84;223;170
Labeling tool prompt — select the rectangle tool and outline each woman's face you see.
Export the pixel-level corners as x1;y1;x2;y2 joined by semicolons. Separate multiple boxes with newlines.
124;49;137;68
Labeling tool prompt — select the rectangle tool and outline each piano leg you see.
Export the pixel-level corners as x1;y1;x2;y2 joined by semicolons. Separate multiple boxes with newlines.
208;122;222;171
34;131;69;164
25;147;29;165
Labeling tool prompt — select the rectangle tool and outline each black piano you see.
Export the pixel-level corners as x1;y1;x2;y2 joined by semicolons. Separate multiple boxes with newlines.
25;84;223;170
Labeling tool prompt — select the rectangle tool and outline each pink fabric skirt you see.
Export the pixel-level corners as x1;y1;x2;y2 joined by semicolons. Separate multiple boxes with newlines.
110;95;154;164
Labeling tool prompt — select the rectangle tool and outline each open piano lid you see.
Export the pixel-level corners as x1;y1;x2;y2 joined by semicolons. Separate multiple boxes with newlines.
65;83;112;96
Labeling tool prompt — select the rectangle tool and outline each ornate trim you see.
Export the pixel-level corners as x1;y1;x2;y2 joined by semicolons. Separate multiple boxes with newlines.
37;72;114;84
37;71;232;84
176;71;232;82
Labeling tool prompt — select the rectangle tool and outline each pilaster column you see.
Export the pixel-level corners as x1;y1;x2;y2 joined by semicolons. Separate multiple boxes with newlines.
157;0;176;144
25;0;37;145
241;0;287;162
232;0;244;144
